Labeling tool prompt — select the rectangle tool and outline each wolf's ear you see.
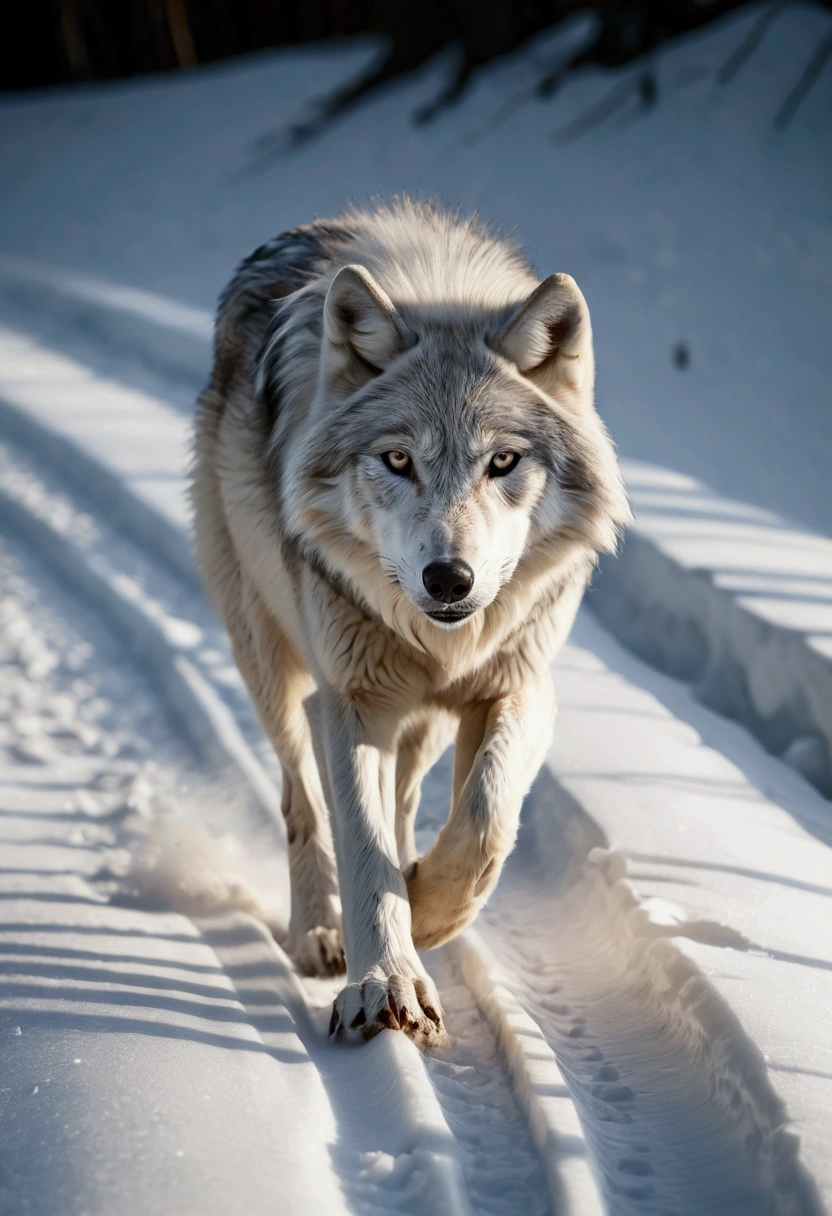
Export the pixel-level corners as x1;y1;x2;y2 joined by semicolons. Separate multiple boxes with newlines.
492;274;594;409
323;264;409;393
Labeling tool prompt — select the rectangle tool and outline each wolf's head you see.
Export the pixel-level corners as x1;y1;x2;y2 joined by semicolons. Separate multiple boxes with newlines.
280;249;631;637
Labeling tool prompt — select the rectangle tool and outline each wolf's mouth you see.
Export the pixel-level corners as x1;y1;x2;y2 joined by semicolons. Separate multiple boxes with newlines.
425;608;475;626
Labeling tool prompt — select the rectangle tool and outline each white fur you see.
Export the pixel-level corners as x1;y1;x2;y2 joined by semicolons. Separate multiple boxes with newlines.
192;199;631;1046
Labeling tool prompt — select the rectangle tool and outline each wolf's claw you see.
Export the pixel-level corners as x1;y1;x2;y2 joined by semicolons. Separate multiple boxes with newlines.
329;970;445;1046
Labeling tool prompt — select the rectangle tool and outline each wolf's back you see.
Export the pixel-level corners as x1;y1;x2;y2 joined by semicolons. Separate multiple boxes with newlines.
209;200;539;400
211;221;354;390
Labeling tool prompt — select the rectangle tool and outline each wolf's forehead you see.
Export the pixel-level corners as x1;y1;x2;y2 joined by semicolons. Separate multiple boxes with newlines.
382;373;502;450
399;352;530;438
391;333;501;412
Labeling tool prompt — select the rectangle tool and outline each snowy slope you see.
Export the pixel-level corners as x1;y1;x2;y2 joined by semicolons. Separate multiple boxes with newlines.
0;4;831;534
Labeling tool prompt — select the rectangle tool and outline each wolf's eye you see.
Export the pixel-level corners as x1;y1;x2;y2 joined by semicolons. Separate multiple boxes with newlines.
381;450;413;477
488;451;519;477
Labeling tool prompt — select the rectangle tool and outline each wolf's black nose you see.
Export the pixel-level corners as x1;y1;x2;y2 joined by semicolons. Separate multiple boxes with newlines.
422;559;474;604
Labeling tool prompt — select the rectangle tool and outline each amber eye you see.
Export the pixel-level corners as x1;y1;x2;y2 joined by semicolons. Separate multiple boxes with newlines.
382;450;413;477
488;451;519;477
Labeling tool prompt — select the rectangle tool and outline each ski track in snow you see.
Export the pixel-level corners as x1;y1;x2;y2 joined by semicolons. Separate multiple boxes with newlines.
484;846;771;1215
422;946;552;1216
0;517;189;785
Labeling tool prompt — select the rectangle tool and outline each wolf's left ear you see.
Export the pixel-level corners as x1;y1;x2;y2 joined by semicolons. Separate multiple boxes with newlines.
492;274;594;409
323;264;411;394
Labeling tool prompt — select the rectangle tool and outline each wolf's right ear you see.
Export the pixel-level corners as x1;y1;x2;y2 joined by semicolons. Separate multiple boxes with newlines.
322;264;410;394
492;274;594;411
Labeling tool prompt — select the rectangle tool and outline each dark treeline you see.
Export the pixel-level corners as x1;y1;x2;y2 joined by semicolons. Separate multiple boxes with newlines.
4;1;832;138
2;0;351;89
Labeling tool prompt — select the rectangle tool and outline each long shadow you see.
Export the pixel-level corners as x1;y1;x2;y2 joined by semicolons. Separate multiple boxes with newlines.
626;852;832;900
627;871;702;888
755;948;832;974
770;1064;832;1081
0;980;258;1024
560;770;764;799
0;960;280;1004
637;919;832;973
0;808;126;821
0;940;224;974
0;776;129;791
0;1007;306;1064
633;505;792;528
0;926;308;1061
718;584;832;606
623;859;832;970
0;295;201;407
706;569;832;587
0;892;109;905
0;912;316;1074
0;921;204;943
0;869;109;878
0;836;114;851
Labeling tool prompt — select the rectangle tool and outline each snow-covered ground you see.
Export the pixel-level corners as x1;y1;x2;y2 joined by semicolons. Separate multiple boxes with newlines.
1;6;831;1214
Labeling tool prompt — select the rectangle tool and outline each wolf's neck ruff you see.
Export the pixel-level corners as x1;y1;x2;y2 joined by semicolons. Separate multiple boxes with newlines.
192;197;631;1045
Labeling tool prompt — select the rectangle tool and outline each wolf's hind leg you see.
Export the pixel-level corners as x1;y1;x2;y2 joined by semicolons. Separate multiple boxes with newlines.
395;711;457;870
407;678;557;949
278;742;344;977
232;586;343;977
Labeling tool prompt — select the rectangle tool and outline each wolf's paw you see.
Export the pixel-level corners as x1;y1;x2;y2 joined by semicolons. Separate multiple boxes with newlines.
292;926;346;977
329;969;444;1047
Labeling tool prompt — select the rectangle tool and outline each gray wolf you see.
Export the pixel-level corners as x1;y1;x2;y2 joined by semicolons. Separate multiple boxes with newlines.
192;198;630;1045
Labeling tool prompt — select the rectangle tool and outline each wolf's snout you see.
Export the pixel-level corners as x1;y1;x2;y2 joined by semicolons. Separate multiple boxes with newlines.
422;560;474;604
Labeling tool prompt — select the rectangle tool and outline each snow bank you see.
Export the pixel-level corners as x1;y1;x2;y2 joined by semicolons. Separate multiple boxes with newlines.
592;460;832;795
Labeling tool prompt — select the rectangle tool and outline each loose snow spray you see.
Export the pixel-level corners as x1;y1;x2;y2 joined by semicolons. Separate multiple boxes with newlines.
115;769;288;938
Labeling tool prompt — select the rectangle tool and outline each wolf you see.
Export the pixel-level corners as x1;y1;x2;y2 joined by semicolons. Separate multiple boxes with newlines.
192;198;630;1046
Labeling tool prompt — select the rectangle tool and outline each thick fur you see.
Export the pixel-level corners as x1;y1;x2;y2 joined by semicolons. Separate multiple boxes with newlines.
192;199;631;1045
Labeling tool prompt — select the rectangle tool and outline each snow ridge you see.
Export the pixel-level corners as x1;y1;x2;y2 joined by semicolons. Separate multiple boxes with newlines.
593;464;832;797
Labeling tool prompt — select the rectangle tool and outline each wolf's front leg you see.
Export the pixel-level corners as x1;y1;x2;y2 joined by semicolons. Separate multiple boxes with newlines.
408;678;557;949
320;691;444;1046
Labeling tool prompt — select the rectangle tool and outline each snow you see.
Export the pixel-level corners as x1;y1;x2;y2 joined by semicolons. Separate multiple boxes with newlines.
0;326;192;541
1;5;831;1213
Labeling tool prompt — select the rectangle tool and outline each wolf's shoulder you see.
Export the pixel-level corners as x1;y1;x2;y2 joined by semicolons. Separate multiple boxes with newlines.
218;220;354;321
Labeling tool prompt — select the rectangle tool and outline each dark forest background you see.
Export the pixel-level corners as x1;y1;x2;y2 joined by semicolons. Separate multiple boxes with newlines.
3;2;831;137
